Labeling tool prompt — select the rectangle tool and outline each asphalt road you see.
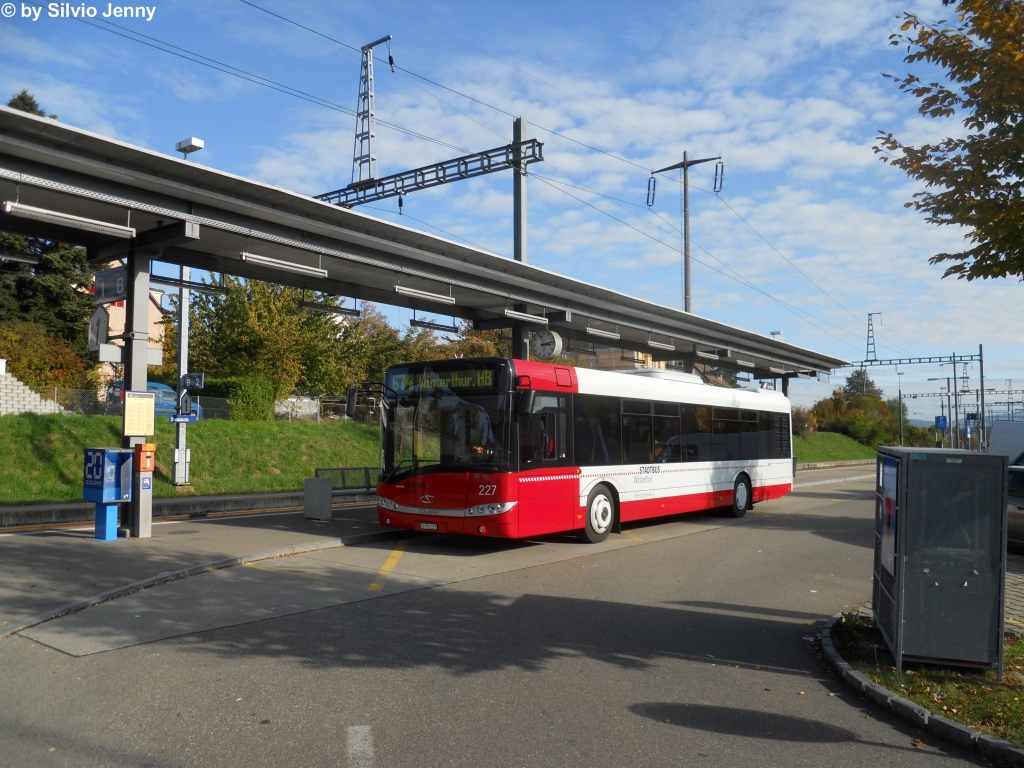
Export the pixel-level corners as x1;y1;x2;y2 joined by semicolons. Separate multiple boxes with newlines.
0;468;986;767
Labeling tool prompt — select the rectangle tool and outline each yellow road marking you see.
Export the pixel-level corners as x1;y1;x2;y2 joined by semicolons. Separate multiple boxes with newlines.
1006;617;1024;629
368;541;408;591
623;530;643;543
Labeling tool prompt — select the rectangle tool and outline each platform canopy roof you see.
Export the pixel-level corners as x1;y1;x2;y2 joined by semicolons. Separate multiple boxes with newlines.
0;106;847;379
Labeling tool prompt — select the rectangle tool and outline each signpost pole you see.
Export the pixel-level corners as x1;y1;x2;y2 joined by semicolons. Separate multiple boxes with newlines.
953;353;960;448
979;344;987;451
947;378;952;448
512;116;529;361
173;265;191;485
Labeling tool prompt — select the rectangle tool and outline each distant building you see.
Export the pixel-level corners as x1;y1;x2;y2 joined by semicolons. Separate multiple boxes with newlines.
93;287;167;389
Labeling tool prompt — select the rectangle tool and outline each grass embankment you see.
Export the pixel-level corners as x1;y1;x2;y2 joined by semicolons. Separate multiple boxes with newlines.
793;431;876;464
833;613;1024;746
0;413;381;505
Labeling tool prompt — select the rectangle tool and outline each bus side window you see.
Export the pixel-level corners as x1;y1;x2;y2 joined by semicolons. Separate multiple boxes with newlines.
713;407;741;460
622;399;653;464
653;402;680;462
758;411;773;459
739;410;760;460
519;393;571;468
681;404;711;461
573;394;621;466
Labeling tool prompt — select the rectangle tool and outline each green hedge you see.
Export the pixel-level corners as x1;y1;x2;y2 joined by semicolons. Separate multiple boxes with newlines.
229;376;275;421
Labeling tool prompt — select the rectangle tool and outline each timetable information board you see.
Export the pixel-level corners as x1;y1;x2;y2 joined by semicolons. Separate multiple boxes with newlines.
123;391;156;437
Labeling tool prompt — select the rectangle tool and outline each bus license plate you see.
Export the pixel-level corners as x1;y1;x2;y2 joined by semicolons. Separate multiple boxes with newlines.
419;522;438;531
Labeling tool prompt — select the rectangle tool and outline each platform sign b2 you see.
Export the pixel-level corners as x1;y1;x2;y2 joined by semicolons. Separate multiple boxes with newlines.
935;415;948;430
179;373;205;390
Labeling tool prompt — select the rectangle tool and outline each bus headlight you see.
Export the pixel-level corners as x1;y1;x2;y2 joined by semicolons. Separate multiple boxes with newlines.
378;497;399;511
466;501;517;517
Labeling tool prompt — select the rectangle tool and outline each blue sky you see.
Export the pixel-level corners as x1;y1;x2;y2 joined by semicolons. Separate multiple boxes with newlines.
2;0;1018;417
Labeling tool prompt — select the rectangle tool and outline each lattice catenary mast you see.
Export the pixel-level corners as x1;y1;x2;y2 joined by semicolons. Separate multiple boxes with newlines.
351;35;392;186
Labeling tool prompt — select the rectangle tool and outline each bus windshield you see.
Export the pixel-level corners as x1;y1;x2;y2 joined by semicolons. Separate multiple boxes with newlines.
383;361;512;481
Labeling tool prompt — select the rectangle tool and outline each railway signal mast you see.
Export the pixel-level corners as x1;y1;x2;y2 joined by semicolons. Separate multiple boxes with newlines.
316;36;545;359
318;35;545;210
350;35;392;187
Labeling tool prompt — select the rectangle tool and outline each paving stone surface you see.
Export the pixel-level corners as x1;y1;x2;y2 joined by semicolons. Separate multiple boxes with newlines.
1005;553;1024;635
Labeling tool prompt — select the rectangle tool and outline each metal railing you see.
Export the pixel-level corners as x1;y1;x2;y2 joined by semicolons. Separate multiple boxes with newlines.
315;466;379;491
28;387;102;415
18;388;233;420
12;388;357;424
195;396;231;420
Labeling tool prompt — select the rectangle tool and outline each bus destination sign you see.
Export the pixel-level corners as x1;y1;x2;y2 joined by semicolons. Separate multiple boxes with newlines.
388;366;496;394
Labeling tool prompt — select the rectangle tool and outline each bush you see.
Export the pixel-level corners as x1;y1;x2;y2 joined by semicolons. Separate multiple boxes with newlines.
0;321;94;389
200;376;247;399
791;406;816;437
229;376;275;421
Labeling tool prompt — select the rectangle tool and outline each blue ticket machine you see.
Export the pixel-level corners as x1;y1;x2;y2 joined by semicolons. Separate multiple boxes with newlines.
83;448;133;541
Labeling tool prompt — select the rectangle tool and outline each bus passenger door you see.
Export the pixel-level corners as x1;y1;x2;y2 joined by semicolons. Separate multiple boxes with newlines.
517;392;574;536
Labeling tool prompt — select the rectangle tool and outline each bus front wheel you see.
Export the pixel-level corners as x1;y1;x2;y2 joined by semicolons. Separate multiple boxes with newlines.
728;475;751;518
580;484;615;543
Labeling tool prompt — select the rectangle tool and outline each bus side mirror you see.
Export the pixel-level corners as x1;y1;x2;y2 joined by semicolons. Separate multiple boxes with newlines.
345;386;359;419
517;389;536;416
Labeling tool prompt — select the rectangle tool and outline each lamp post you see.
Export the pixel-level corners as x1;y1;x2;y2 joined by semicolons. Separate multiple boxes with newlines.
175;137;204;161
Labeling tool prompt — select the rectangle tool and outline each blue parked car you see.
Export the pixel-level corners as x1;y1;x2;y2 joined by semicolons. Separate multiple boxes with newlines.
105;381;203;419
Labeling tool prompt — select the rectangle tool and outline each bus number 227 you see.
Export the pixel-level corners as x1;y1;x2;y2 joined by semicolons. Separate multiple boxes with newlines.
478;484;497;496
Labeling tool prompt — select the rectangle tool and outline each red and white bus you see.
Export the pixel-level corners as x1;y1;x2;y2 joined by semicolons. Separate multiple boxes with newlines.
375;357;793;542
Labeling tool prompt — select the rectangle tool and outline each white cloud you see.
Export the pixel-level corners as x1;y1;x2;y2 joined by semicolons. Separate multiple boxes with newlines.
4;0;1019;397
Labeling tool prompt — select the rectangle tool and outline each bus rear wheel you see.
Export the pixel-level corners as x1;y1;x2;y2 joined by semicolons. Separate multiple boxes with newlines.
580;484;615;543
727;475;751;518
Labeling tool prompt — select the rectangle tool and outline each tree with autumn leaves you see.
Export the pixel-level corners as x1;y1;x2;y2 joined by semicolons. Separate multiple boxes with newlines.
808;370;937;448
157;275;512;400
877;0;1024;280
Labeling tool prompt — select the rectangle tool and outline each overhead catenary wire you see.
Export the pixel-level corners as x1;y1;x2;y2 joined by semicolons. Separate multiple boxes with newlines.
373;0;694;159
229;0;511;144
530;175;862;354
687;183;918;358
229;0;654;172
226;0;893;352
93;3;895;359
532;173;868;347
364;205;497;254
229;0;923;357
531;152;891;352
77;18;471;155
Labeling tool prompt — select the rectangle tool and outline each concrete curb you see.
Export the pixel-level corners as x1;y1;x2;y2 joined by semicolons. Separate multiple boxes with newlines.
821;612;1024;765
0;528;410;642
0;488;378;530
797;460;875;470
